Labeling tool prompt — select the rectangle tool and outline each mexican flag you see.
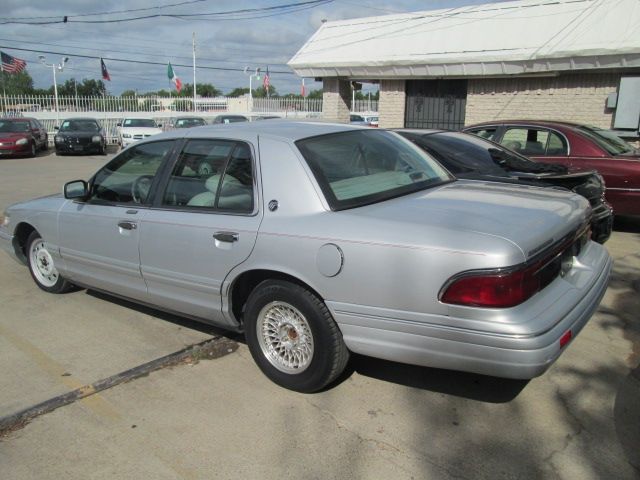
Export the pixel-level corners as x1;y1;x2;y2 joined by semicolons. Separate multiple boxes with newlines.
167;62;182;92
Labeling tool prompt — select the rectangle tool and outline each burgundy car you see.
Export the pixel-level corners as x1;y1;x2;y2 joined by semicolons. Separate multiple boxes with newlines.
0;117;48;158
463;121;640;216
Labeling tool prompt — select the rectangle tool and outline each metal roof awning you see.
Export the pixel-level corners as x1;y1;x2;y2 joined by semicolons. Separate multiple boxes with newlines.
288;0;640;79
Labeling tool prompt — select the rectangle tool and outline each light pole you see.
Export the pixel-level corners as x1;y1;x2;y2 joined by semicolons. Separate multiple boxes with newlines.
243;66;261;109
38;55;69;126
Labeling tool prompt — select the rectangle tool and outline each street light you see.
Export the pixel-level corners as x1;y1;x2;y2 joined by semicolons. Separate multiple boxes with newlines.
38;55;69;126
243;66;261;103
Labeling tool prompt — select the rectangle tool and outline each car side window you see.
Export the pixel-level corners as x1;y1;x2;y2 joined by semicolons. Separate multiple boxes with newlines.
546;131;568;155
467;128;497;140
90;140;174;205
162;140;254;213
501;128;549;156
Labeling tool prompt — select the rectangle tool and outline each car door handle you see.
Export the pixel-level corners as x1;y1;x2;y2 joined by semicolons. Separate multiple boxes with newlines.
118;221;137;230
213;231;238;243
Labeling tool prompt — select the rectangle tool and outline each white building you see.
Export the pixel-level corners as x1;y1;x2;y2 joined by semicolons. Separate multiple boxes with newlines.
288;0;640;135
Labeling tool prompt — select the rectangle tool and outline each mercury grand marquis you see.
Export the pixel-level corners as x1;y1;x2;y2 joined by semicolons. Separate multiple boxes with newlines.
0;122;612;392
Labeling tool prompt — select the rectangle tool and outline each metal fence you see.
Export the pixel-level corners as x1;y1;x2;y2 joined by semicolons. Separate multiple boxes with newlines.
1;95;377;115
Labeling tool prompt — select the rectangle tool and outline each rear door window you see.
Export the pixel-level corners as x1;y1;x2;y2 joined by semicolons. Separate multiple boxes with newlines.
162;139;254;213
467;127;497;140
501;128;567;156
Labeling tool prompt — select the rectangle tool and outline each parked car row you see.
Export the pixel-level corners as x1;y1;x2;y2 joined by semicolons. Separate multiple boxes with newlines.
0;121;612;393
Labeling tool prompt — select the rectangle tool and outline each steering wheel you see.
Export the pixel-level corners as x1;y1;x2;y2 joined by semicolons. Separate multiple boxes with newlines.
131;175;154;204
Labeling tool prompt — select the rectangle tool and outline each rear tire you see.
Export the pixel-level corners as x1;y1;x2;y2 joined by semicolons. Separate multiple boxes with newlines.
26;231;75;294
244;279;349;393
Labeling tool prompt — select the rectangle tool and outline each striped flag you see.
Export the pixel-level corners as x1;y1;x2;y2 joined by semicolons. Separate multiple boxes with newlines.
301;78;306;97
1;51;27;74
167;62;182;93
100;58;111;81
263;66;270;90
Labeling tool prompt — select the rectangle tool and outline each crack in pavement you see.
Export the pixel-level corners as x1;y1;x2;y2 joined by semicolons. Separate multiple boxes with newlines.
303;397;473;480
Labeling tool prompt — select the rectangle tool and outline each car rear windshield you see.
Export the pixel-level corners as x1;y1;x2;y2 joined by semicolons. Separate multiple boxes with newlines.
411;132;522;174
123;119;157;128
0;120;29;132
296;130;453;210
577;126;636;156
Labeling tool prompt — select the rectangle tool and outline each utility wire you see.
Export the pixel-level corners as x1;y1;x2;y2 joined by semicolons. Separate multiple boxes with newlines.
0;0;333;25
0;45;295;75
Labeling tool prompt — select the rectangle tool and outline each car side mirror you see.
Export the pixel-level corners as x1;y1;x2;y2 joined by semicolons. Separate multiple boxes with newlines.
54;126;59;130
64;180;89;200
157;123;163;128
116;122;122;127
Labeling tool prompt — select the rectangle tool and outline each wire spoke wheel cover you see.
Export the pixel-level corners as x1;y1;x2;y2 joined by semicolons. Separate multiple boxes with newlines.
30;240;59;288
256;301;314;374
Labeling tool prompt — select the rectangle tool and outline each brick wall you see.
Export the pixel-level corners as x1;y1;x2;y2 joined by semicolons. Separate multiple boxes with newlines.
465;73;621;128
378;80;406;128
322;78;351;123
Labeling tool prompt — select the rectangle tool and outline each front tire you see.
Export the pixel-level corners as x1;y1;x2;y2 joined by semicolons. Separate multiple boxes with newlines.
28;142;37;158
244;279;349;393
26;231;75;294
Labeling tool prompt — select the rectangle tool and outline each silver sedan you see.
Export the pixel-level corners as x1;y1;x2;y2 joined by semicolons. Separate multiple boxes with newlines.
0;122;611;392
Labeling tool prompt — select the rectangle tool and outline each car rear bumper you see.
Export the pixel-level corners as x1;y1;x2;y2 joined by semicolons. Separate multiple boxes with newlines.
591;202;613;243
329;242;612;379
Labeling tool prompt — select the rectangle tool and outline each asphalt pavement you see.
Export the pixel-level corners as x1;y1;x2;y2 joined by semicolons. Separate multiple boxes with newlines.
0;151;638;479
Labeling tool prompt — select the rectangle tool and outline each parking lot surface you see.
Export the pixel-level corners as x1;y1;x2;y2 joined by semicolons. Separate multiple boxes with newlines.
0;151;638;479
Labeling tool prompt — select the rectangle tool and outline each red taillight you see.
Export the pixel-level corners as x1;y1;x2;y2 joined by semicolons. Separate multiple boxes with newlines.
440;264;540;308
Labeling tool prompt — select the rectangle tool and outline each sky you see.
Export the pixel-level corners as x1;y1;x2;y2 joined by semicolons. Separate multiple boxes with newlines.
1;0;498;96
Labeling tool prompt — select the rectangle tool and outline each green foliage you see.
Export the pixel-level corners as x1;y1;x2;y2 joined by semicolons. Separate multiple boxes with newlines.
0;70;34;95
120;89;137;97
252;85;277;98
306;89;323;100
56;78;107;96
226;87;250;97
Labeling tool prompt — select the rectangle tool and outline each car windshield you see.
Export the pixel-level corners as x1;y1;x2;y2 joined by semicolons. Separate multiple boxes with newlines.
296;130;453;210
123;119;157;128
59;120;100;132
176;118;205;127
0;120;30;133
577;126;637;155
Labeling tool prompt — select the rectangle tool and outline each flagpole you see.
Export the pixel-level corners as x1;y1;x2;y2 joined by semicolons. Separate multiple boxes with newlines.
1;63;7;116
192;32;197;113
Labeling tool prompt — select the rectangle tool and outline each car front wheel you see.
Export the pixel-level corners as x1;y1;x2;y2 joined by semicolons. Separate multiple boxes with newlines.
244;279;349;393
27;231;75;293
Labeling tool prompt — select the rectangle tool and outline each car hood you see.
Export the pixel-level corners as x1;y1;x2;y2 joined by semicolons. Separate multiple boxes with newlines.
338;180;589;265
0;132;32;141
119;127;162;135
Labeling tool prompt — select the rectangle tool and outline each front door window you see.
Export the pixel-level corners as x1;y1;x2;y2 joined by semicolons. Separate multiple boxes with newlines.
90;141;174;205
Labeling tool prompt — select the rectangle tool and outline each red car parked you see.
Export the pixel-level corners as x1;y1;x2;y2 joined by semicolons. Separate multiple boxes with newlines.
0;117;49;158
463;121;640;216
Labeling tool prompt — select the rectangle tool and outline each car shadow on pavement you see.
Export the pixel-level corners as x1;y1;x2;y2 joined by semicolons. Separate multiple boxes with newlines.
335;353;529;403
613;215;640;233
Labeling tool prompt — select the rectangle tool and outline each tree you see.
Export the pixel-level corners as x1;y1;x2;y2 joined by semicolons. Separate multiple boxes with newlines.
226;87;249;97
306;89;323;100
0;69;34;95
120;89;137;97
177;83;221;98
252;85;277;98
56;78;107;96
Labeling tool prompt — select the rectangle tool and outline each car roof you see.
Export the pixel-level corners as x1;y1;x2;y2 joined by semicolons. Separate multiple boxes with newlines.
2;117;35;122
465;120;586;130
152;120;373;143
61;117;100;122
394;128;447;136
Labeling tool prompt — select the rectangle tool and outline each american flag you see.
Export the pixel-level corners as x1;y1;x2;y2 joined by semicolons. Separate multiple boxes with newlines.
1;51;27;74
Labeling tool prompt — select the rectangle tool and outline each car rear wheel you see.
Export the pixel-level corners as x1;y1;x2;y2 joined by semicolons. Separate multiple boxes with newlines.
26;231;75;294
244;279;349;392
